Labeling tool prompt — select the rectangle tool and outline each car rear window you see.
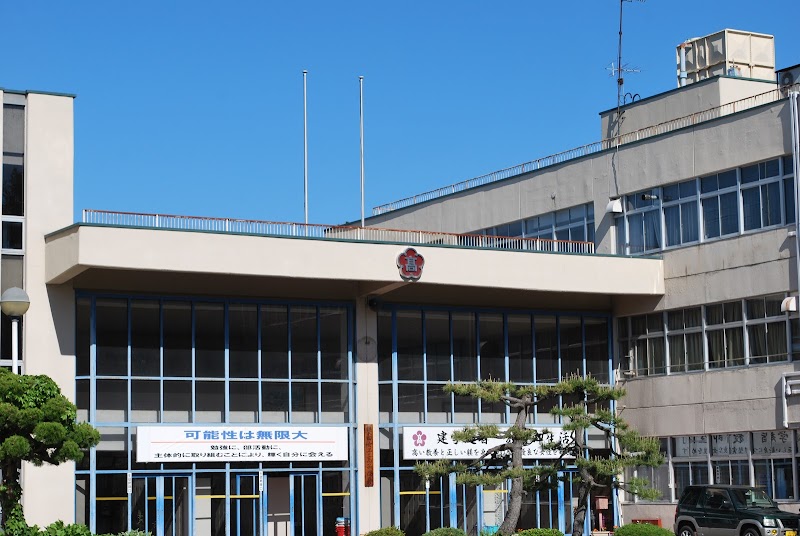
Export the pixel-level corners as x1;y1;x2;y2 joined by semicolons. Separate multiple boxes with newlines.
679;488;702;507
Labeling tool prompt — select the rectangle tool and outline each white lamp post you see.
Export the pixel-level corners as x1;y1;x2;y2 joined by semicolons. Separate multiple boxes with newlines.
1;287;30;374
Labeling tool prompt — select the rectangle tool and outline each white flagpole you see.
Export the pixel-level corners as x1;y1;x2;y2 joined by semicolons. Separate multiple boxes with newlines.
359;76;365;227
303;70;309;225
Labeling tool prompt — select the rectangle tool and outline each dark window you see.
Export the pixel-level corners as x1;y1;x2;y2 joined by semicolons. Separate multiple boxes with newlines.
2;164;23;216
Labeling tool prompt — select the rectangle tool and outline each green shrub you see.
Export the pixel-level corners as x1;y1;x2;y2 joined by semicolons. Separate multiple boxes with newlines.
115;532;152;536
615;523;672;536
423;528;467;536
517;529;565;536
364;528;405;536
42;522;93;536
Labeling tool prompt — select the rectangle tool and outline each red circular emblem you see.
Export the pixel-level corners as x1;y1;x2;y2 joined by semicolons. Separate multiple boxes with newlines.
397;248;425;281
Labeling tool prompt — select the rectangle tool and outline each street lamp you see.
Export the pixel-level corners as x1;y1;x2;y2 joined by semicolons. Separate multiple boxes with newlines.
1;287;30;374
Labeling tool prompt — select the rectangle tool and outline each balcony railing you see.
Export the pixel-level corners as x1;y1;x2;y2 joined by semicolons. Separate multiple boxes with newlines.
81;209;596;255
372;83;799;216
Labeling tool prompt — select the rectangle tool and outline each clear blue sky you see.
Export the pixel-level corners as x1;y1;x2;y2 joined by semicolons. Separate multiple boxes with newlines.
3;1;799;226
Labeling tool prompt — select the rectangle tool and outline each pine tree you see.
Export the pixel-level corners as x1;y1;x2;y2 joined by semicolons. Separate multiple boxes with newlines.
414;375;663;536
0;369;100;528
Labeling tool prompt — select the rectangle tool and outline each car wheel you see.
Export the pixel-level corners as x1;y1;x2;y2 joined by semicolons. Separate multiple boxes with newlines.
677;524;695;536
742;527;761;536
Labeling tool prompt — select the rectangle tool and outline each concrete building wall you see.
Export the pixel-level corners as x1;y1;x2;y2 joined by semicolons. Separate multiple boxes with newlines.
20;93;76;527
598;76;776;139
620;362;797;437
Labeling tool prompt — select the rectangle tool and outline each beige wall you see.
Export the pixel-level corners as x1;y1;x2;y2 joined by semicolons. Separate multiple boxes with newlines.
20;93;77;527
599;76;776;139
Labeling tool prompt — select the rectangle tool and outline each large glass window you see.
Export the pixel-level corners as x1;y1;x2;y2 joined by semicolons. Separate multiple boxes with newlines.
473;203;595;250
619;294;795;376
617;156;795;255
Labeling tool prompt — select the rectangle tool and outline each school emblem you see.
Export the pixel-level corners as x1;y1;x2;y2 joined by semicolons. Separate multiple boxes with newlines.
397;248;424;281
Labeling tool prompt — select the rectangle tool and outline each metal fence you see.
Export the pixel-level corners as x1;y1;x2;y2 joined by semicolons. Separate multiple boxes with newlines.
373;83;799;216
82;209;596;255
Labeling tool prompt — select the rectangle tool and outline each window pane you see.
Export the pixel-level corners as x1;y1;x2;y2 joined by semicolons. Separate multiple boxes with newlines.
747;298;766;319
724;302;742;322
701;175;718;193
426;311;450;381
291;382;318;423
644;210;661;251
164;302;191;377
628;213;644;254
741;164;760;183
686;332;704;371
682;201;699;243
667;311;683;331
535;316;558;383
377;310;392;382
229;304;258;378
707;330;725;369
720;192;739;235
766;321;788;363
719;170;737;189
764;159;780;178
785;177;796;224
726;327;744;366
702;198;721;239
262;305;289;379
508;314;533;383
131;300;160;377
664;206;681;246
648;337;666;375
2;221;22;250
762;181;781;227
290;306;318;380
585;317;609;383
2;164;24;216
452;312;476;381
560;317;582;378
479;313;505;381
748;324;767;365
680;180;696;199
742;187;761;230
96;298;128;376
663;184;679;201
669;334;686;373
685;308;702;328
397;311;423;381
195;303;225;378
320;307;348;380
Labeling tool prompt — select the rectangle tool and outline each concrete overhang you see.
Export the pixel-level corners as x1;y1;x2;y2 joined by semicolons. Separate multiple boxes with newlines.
45;225;664;308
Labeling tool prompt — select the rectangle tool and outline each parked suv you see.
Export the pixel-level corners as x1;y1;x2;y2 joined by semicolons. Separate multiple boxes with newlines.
674;486;800;536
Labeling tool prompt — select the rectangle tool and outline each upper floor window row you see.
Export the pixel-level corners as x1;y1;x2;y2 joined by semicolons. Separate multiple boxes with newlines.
471;202;595;244
617;293;799;377
616;155;794;255
2;104;25;254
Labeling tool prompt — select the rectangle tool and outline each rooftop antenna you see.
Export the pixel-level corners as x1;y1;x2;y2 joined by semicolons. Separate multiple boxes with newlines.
609;0;645;130
606;0;644;219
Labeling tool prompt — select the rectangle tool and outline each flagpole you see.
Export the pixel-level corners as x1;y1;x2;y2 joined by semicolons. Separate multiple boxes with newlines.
303;69;309;225
359;76;365;227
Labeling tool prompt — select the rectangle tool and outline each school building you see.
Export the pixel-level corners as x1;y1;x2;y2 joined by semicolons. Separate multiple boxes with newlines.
4;28;800;536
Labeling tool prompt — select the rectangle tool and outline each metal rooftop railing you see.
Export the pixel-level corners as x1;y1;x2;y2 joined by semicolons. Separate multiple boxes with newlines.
81;209;596;255
372;83;798;216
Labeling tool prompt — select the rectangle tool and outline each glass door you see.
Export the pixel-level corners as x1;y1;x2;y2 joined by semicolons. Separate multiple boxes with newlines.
231;474;262;536
132;475;191;536
291;474;320;536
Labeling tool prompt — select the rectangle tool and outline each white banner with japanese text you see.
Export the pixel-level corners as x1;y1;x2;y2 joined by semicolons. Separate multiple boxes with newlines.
136;425;349;463
402;426;573;460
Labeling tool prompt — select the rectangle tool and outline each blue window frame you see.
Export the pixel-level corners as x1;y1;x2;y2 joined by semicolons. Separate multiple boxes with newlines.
376;304;612;535
75;293;357;536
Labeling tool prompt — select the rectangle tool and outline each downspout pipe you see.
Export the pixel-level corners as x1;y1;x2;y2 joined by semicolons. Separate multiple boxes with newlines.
679;43;688;87
791;92;800;311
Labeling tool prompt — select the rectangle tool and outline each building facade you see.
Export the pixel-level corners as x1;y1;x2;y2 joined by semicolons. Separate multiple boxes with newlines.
4;28;800;536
